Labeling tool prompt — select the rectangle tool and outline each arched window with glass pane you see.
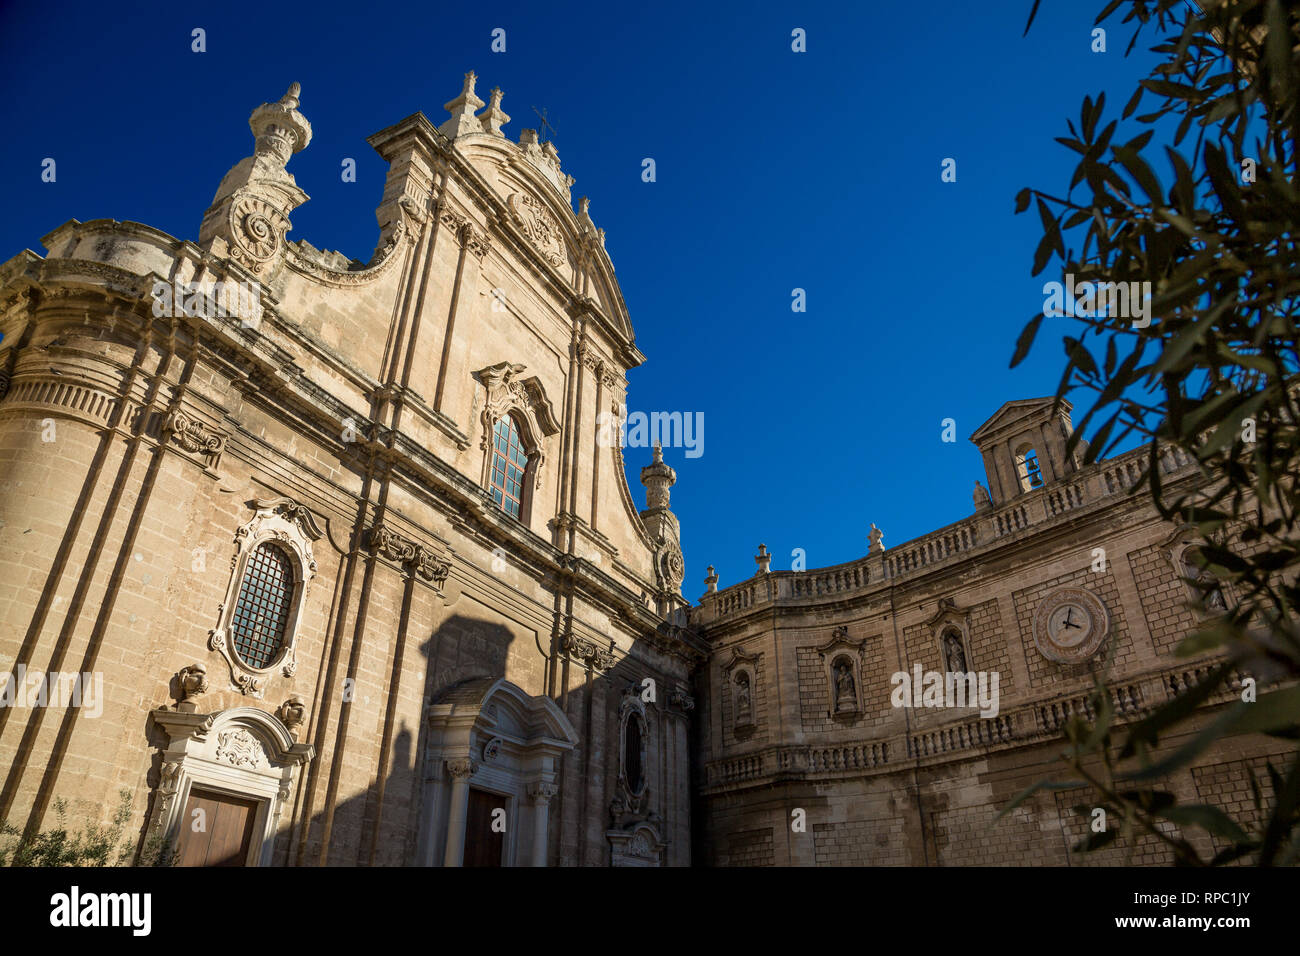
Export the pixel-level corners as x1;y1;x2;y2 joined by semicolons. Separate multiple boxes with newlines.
230;542;296;670
489;415;530;519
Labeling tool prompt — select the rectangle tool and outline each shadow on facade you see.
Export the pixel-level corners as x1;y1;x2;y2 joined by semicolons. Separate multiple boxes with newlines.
286;612;518;866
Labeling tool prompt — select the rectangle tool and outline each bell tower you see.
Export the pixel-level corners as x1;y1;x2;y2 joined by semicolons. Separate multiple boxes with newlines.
969;398;1088;507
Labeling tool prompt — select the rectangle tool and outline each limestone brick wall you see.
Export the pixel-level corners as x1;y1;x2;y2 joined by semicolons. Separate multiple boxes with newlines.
717;826;774;867
1012;563;1137;690
1128;543;1200;657
796;633;891;735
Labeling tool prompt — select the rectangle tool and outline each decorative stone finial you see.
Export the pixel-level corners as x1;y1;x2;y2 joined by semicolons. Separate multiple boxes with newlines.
176;662;208;712
639;442;683;597
755;544;771;574
277;695;307;739
479;86;511;137
869;523;885;554
705;565;718;593
640;443;675;511
250;82;312;164
440;70;487;139
973;479;992;512
198;82;313;274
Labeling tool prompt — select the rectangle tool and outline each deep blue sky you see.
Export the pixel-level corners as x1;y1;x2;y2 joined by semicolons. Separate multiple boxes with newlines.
0;0;1167;594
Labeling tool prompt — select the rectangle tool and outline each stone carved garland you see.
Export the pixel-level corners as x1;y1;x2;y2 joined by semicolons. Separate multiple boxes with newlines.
284;215;410;287
507;193;566;268
366;522;452;591
160;406;227;471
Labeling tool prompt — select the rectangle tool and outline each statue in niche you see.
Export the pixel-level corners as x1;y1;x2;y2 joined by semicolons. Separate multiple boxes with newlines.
1183;548;1227;610
834;660;856;713
735;673;752;723
944;632;967;673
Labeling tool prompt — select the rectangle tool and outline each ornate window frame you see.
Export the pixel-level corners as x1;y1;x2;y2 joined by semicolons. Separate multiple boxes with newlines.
147;705;313;866
473;362;560;521
208;497;321;697
618;688;649;798
816;625;866;719
926;599;973;673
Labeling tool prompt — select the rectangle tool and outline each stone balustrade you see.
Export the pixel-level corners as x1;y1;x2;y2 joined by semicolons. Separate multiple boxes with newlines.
700;657;1258;793
693;441;1201;627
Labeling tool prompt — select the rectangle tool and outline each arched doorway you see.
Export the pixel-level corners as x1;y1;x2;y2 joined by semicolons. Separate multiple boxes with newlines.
416;678;577;867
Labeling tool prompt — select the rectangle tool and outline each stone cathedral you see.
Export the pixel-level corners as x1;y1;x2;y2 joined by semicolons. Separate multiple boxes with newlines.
0;76;1282;867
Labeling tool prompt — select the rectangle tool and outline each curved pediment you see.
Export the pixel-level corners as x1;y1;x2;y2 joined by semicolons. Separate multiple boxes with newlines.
452;137;637;350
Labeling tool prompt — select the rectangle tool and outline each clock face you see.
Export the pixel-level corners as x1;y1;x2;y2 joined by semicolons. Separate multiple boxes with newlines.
1032;588;1110;663
1046;602;1094;648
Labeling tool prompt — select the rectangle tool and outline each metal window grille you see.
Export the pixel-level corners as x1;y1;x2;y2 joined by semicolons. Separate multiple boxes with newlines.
230;542;294;669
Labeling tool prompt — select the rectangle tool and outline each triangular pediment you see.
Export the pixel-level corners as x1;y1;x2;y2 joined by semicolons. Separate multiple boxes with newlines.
969;397;1071;444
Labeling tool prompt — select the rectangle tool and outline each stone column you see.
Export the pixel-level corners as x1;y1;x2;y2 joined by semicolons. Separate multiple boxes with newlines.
442;758;477;867
527;782;558;867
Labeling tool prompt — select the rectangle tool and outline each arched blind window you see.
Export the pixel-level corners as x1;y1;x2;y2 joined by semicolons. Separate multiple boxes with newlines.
489;416;528;519
230;542;294;669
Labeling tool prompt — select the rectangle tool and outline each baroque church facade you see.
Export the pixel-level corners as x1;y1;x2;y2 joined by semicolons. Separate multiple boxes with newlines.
0;76;700;867
0;76;1278;867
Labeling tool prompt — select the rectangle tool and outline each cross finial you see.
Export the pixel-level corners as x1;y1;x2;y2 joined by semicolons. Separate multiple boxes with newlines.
531;105;558;143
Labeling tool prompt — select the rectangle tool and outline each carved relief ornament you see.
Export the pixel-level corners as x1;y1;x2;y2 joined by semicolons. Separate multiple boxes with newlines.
507;192;567;268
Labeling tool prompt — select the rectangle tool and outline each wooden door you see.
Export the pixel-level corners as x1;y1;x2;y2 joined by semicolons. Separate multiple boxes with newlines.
175;788;259;867
462;788;505;867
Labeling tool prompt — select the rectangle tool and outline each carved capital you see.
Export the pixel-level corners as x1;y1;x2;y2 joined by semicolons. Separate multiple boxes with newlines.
415;546;451;591
527;782;558;805
446;758;479;779
367;522;418;564
459;221;491;259
669;688;695;712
